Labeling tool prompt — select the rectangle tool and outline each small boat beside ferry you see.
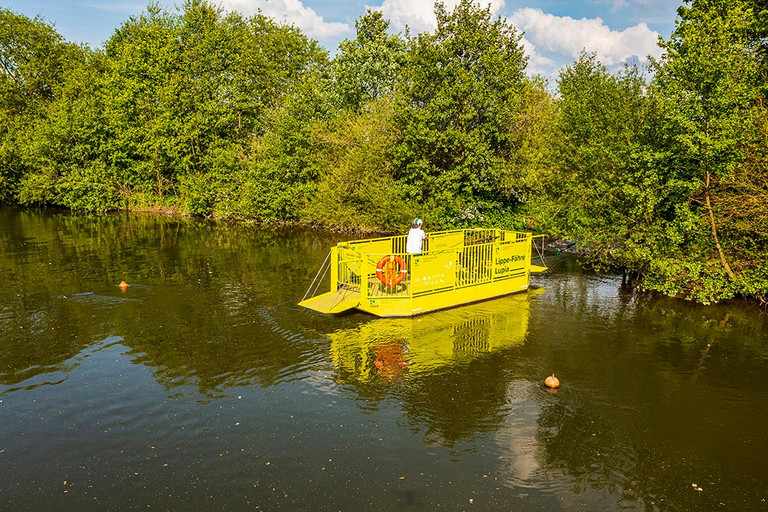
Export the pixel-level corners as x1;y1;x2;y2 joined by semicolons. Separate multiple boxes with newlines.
299;228;547;317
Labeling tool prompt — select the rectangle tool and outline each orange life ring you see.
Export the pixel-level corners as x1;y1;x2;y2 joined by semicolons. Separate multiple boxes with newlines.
375;255;408;287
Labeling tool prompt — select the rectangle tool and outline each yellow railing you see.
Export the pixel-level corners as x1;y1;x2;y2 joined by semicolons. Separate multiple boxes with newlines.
330;229;532;301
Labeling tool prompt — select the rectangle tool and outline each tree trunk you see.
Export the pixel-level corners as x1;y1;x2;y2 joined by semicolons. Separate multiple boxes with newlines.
705;170;735;279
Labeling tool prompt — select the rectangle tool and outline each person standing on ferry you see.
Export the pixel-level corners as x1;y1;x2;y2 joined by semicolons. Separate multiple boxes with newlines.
406;218;427;254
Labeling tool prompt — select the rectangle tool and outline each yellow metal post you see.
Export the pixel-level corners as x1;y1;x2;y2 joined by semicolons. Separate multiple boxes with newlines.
361;255;368;303
330;246;339;292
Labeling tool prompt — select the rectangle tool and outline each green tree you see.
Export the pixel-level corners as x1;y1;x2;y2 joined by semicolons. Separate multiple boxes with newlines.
653;0;762;280
229;12;328;137
98;0;327;215
393;0;528;226
504;76;559;214
301;97;412;231
331;9;406;112
100;3;180;202
0;9;85;200
551;53;664;269
22;51;114;211
229;67;335;221
750;0;768;79
0;9;80;114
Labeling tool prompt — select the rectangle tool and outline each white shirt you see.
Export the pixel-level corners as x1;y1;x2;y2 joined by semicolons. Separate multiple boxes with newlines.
406;227;426;254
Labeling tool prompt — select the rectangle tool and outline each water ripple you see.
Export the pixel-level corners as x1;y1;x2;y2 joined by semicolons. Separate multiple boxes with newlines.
0;335;124;396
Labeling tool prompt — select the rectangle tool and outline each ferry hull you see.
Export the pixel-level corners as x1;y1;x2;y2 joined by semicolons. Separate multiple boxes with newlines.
358;273;531;317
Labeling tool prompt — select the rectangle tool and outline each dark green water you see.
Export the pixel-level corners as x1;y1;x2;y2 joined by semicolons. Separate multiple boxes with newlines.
1;206;767;511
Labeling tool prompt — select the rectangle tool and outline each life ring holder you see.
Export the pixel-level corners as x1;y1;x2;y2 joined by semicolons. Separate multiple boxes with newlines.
375;255;408;287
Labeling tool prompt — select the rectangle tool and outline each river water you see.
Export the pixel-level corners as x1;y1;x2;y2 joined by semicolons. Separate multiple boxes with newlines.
1;206;767;511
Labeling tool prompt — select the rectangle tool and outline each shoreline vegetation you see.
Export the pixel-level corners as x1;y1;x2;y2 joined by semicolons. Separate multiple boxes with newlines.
1;0;766;304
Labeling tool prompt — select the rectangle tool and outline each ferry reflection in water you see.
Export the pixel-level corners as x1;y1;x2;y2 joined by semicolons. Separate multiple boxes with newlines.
328;291;539;382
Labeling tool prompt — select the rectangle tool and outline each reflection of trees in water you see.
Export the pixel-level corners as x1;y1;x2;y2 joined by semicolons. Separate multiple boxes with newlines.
0;295;109;387
395;357;513;447
535;396;645;502
103;290;343;397
533;383;768;510
0;206;340;301
0;206;341;392
531;272;768;510
540;267;768;355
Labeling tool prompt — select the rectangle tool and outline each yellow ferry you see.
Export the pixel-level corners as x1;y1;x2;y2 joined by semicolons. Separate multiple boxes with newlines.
299;228;546;317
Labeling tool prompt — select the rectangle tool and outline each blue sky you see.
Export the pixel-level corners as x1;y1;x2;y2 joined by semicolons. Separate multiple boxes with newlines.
2;0;683;77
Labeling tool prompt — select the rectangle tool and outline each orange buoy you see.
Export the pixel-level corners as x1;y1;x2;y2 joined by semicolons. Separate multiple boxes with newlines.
119;281;129;292
544;374;560;389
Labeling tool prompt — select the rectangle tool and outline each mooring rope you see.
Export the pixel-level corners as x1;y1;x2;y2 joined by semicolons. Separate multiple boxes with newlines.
302;250;332;302
533;236;548;267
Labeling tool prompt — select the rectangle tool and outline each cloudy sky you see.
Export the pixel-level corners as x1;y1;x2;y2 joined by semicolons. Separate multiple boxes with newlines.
2;0;683;77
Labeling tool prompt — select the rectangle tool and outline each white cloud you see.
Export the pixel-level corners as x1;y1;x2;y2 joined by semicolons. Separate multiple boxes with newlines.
509;7;662;67
218;0;351;39
518;36;555;77
375;0;505;34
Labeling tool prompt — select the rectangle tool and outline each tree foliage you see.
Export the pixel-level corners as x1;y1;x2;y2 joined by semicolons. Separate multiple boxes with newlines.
302;97;413;231
394;0;528;226
331;9;406;112
646;0;767;300
0;8;87;200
